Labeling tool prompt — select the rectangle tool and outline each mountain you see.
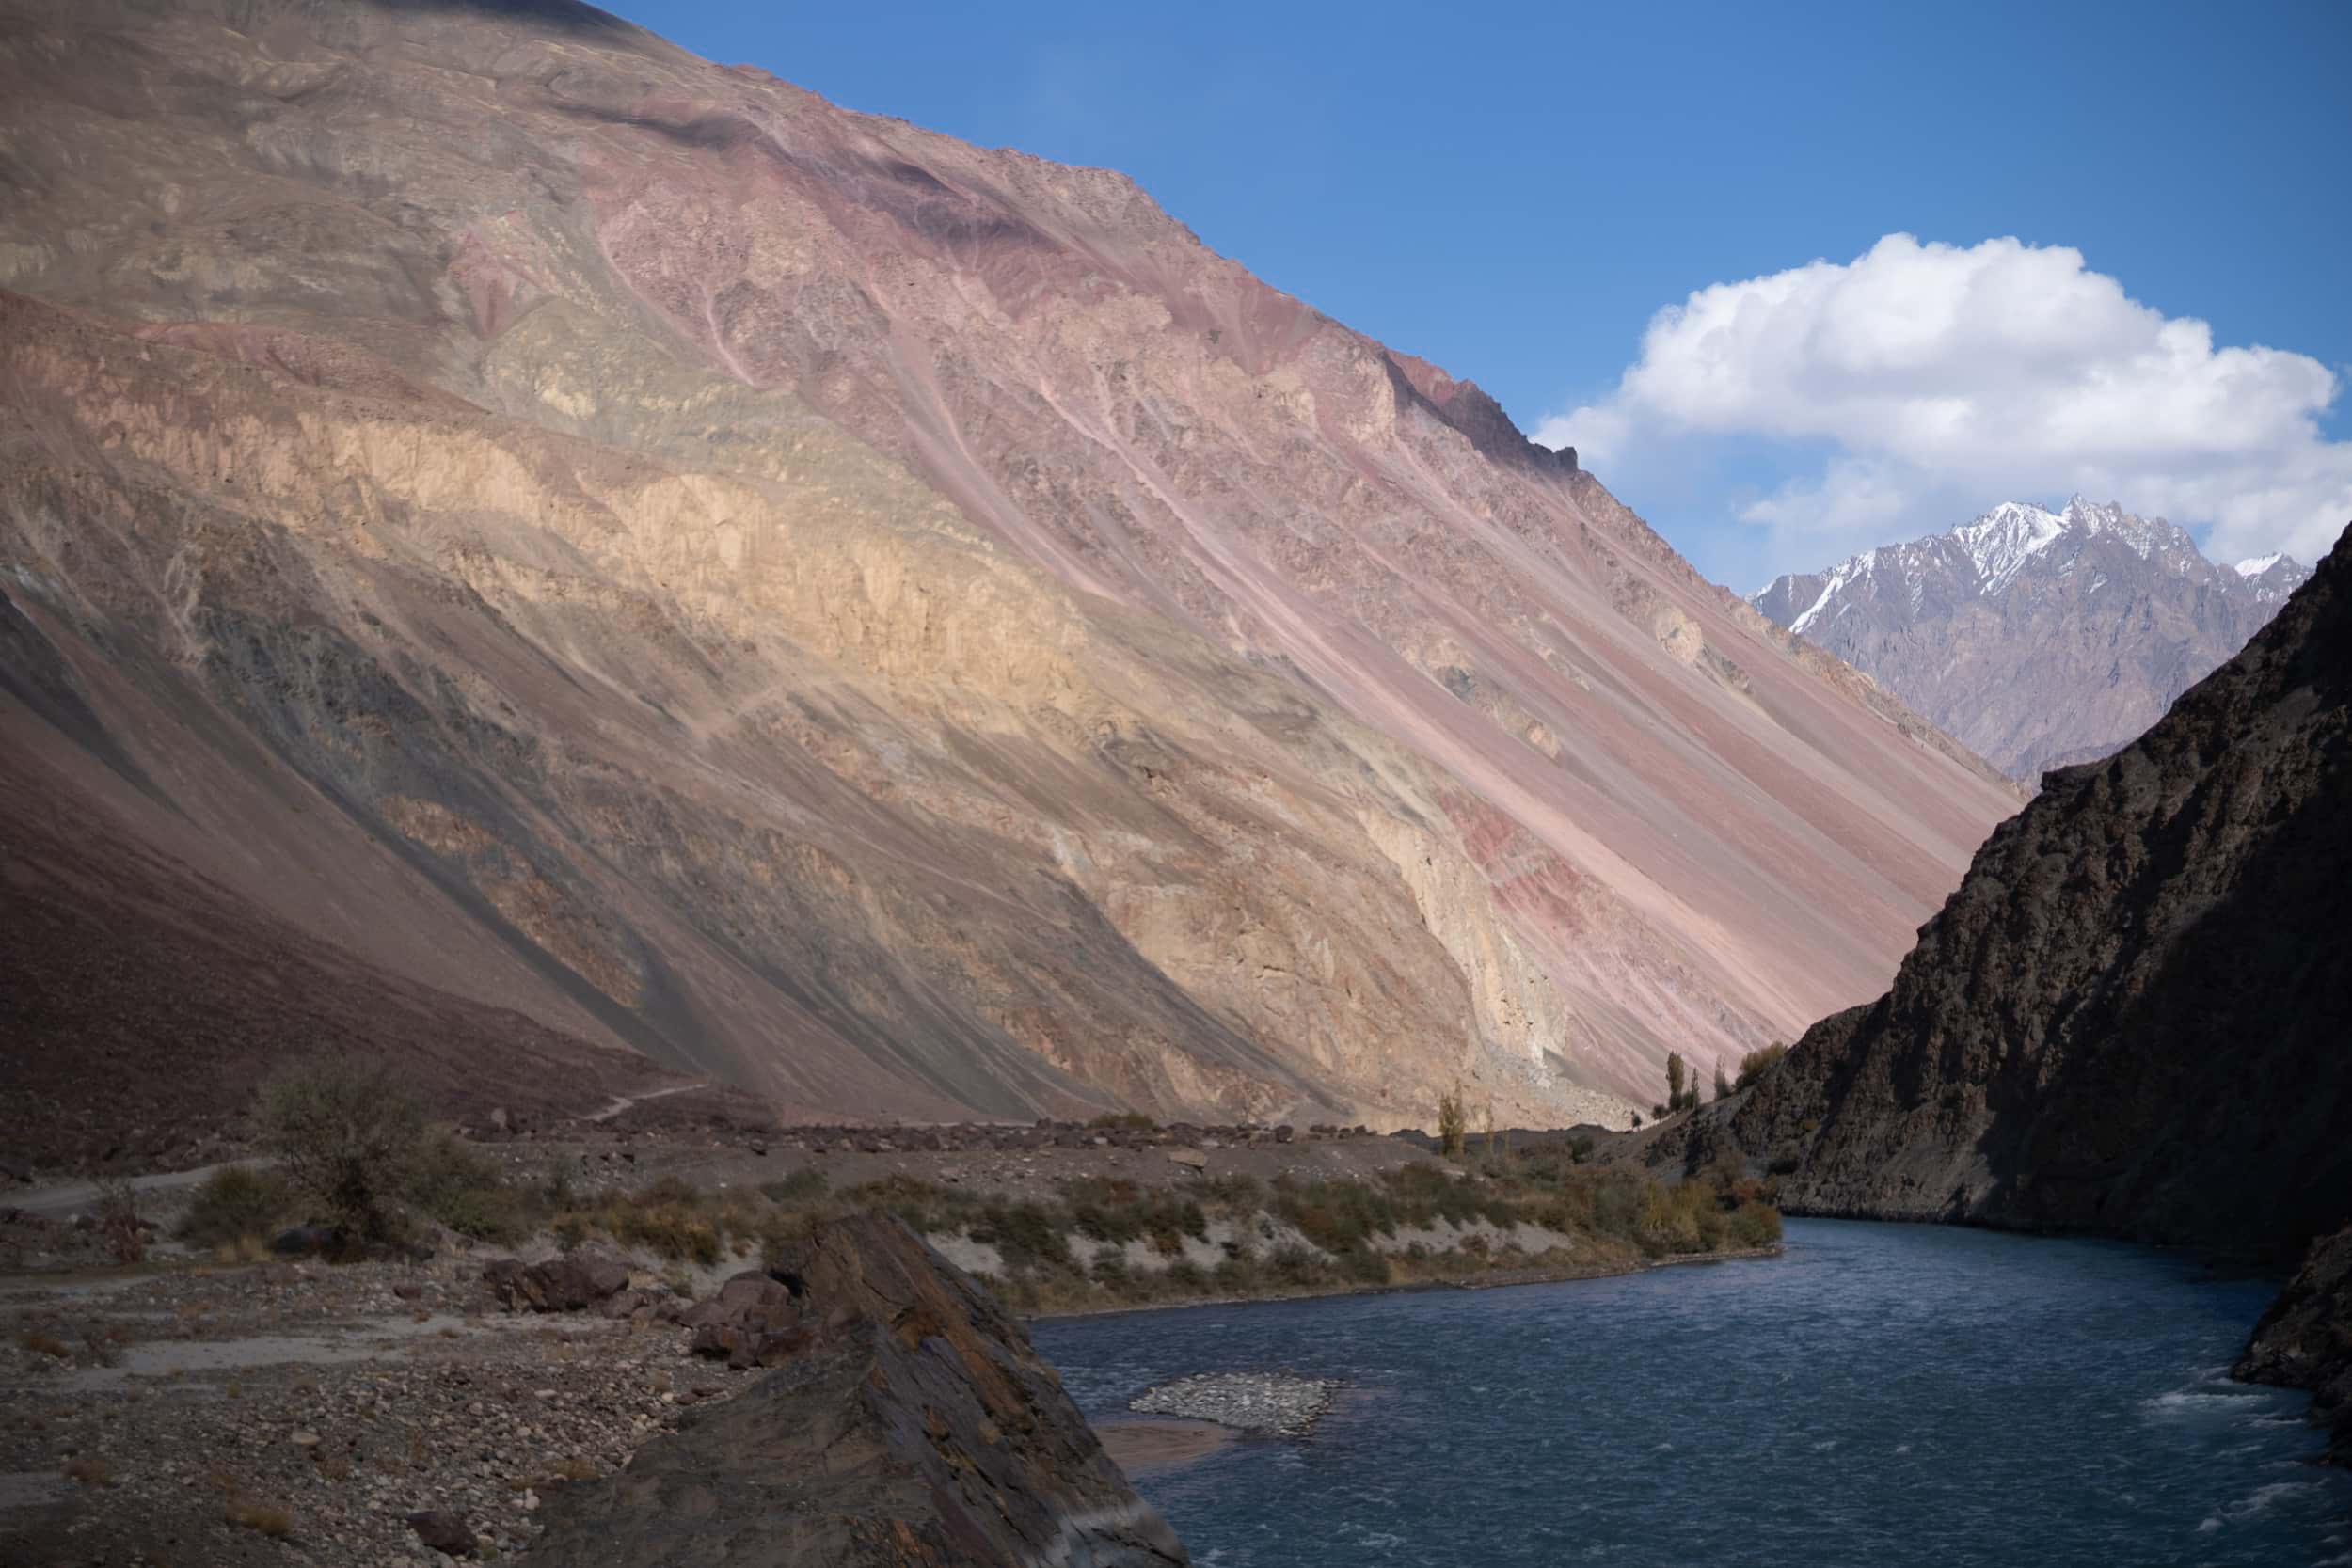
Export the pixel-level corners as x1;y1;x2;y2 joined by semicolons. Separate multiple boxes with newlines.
0;0;2019;1133
1730;516;2349;1247
1752;498;2312;780
1705;519;2352;1450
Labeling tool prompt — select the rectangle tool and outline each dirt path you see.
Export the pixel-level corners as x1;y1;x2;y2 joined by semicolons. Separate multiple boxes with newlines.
583;1080;707;1124
7;1161;257;1221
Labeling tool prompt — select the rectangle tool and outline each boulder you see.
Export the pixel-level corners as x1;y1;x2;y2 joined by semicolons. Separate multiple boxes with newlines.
268;1224;335;1257
407;1509;477;1557
523;1213;1189;1567
1166;1148;1208;1170
484;1253;632;1313
679;1268;808;1369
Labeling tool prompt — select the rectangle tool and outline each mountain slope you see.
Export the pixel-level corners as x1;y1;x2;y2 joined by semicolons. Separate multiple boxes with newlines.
1754;499;2311;779
0;0;2018;1125
1726;519;2351;1251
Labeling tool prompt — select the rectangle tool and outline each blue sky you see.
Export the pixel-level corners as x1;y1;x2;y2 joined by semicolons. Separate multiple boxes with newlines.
602;0;2352;589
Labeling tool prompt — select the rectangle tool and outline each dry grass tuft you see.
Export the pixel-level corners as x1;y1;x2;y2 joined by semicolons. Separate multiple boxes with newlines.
63;1455;115;1486
224;1496;294;1538
20;1330;72;1361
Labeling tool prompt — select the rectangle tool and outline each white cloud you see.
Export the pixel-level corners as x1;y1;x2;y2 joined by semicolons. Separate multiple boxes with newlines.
1548;234;2352;569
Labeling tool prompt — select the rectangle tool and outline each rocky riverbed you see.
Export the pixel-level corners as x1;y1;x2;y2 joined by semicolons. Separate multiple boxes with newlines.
1129;1371;1343;1437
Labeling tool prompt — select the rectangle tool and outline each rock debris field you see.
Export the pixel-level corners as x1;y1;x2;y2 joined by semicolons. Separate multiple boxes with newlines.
0;1256;762;1565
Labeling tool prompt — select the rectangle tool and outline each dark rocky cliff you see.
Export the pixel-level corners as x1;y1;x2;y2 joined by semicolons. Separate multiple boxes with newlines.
1727;519;2349;1251
1683;519;2352;1453
520;1213;1189;1567
2236;1226;2352;1465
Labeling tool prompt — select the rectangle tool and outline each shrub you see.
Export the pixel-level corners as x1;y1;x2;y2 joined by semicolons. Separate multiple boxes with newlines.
1638;1183;1702;1252
224;1496;294;1538
972;1201;1066;1274
1734;1043;1790;1092
256;1058;426;1245
760;1167;829;1204
180;1166;290;1249
1729;1202;1784;1248
1589;1173;1645;1237
63;1456;114;1487
1086;1112;1158;1132
1266;1245;1326;1287
405;1133;525;1243
1196;1173;1262;1207
1436;1084;1468;1158
93;1178;146;1263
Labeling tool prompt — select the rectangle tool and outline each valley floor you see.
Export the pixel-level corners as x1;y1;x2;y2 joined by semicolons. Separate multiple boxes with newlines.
0;1120;1780;1561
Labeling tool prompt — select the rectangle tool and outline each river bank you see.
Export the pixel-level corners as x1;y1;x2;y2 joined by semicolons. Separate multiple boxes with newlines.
1024;1241;1786;1323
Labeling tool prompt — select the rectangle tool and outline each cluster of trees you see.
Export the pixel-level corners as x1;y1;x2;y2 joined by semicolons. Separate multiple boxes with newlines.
1653;1051;1705;1119
1650;1040;1793;1120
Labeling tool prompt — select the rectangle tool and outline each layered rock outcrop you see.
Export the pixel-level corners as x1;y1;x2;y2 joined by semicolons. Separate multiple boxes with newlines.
521;1213;1190;1567
0;0;2018;1127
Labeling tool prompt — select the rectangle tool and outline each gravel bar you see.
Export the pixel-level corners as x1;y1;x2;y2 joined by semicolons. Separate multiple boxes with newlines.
1127;1370;1341;1436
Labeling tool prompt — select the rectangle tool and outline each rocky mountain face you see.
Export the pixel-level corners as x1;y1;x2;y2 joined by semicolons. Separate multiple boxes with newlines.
1731;520;2349;1248
0;0;2018;1131
523;1212;1189;1566
1694;521;2352;1446
1754;498;2312;780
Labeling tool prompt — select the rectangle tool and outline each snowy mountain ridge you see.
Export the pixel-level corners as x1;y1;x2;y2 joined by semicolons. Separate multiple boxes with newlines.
1752;499;2312;779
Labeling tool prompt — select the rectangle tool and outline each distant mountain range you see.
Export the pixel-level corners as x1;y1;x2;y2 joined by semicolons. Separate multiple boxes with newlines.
1752;498;2312;779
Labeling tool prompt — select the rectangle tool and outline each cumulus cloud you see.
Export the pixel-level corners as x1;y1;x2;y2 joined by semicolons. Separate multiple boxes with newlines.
1543;234;2352;568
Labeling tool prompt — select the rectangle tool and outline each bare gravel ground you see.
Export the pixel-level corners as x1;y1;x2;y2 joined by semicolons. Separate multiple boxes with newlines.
0;1254;756;1566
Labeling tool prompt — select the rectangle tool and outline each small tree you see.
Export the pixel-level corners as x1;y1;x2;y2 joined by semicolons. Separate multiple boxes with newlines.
1712;1061;1731;1101
1734;1042;1791;1093
1665;1052;1687;1115
1436;1083;1468;1158
256;1057;425;1246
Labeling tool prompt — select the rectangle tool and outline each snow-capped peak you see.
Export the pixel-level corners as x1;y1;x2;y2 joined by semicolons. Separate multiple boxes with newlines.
2236;554;2285;578
2062;494;2173;560
1954;501;2066;594
1788;547;1879;636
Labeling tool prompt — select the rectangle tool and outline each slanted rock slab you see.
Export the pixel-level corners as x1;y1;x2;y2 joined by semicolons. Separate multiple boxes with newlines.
521;1212;1189;1566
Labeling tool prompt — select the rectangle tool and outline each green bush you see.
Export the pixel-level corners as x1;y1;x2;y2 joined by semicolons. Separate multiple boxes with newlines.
1729;1202;1784;1248
180;1166;290;1248
255;1058;426;1245
406;1132;525;1243
973;1201;1067;1273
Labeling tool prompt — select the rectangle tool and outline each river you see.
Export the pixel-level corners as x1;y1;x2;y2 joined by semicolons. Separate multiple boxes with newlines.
1035;1217;2352;1566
